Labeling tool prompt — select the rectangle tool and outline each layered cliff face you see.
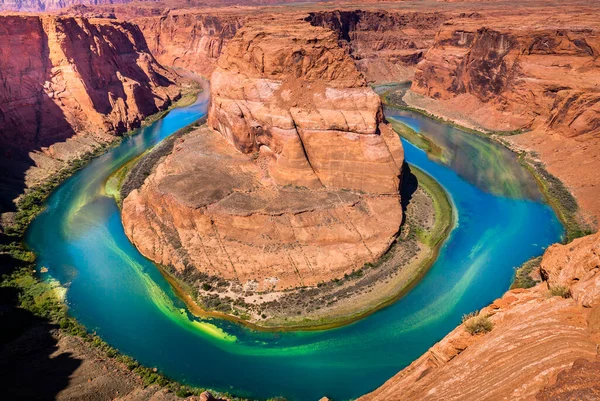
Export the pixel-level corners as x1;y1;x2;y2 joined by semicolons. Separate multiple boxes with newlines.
0;14;179;213
121;8;449;85
133;10;245;78
360;232;600;401
122;19;404;291
407;13;600;218
306;10;449;83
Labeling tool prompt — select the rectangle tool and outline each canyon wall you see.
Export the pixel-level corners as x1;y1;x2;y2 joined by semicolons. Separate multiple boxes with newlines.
122;19;404;292
406;13;600;219
0;14;180;213
360;232;600;401
111;8;451;84
306;10;449;83
133;10;245;78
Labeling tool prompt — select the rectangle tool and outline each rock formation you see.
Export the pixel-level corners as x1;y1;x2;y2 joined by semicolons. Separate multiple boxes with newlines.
0;14;180;213
306;10;449;83
122;19;403;291
208;19;403;193
359;232;600;401
406;12;600;219
133;10;245;78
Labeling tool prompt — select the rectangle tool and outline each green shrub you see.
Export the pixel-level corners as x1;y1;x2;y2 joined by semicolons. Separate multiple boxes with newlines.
462;312;493;335
550;285;571;298
512;257;541;289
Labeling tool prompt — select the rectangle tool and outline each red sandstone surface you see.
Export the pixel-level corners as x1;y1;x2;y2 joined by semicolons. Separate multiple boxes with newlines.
122;18;404;291
407;10;600;222
0;13;181;213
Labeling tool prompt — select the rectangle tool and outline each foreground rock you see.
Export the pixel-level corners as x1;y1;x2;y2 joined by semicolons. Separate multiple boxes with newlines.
123;19;403;295
359;232;600;401
0;14;181;213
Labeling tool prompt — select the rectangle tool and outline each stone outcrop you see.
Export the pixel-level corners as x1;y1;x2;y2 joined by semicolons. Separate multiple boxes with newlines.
122;19;403;291
209;19;403;193
306;10;449;83
0;14;180;213
133;10;245;78
359;232;600;401
406;12;600;219
126;8;450;84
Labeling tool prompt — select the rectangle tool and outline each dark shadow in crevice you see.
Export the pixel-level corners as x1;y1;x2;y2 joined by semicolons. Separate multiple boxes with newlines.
400;162;418;213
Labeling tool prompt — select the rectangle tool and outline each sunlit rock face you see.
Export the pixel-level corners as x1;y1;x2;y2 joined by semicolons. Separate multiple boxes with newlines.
0;14;179;212
306;10;449;84
209;19;404;194
407;13;600;219
359;232;600;401
122;19;404;291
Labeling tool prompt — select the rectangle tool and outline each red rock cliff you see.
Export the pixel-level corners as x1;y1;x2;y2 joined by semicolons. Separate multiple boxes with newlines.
407;12;600;219
133;10;245;78
0;14;179;212
306;10;449;83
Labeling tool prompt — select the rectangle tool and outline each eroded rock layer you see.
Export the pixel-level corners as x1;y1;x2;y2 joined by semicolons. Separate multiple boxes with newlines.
407;12;600;219
123;126;402;291
306;10;449;83
209;19;404;194
359;232;600;401
133;10;245;78
0;14;180;212
122;19;404;291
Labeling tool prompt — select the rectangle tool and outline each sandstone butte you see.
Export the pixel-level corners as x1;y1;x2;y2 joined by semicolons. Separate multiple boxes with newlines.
0;13;181;213
121;18;404;291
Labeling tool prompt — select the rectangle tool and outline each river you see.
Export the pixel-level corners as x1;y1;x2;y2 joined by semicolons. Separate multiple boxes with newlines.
26;89;563;401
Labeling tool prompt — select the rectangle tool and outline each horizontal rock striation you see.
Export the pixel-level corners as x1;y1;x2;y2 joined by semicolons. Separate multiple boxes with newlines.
122;126;403;291
407;13;600;218
306;10;449;83
209;19;404;193
133;10;245;78
0;14;179;212
359;232;600;401
122;19;404;291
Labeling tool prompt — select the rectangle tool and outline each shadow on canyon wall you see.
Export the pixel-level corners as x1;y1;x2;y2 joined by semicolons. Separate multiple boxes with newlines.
0;252;82;400
400;162;419;215
0;16;175;215
0;21;75;215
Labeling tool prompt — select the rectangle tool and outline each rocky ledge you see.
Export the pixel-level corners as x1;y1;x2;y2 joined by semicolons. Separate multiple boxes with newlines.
360;232;600;401
122;19;404;296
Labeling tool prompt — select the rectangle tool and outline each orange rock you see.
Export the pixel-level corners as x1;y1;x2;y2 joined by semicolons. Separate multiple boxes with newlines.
208;18;403;194
407;11;600;220
0;14;180;212
122;18;404;292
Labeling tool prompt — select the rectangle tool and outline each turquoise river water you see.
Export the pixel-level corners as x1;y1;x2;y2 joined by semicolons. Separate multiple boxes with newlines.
27;91;564;401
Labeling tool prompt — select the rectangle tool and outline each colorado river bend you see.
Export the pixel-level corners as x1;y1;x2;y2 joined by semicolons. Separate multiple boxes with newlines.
27;88;563;401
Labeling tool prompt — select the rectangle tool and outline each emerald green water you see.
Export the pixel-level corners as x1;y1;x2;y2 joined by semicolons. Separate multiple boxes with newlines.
27;90;563;401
